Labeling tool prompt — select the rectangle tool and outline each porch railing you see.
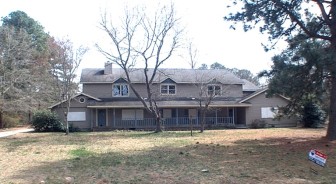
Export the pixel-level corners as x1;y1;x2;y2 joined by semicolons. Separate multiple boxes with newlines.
112;117;234;129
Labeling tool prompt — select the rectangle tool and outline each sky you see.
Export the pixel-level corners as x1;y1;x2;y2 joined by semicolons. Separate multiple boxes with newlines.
0;0;283;76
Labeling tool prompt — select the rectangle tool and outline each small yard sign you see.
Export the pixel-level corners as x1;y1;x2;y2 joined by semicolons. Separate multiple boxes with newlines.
308;149;327;167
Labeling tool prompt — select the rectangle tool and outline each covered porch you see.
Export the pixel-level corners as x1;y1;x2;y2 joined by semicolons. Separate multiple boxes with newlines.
88;103;249;130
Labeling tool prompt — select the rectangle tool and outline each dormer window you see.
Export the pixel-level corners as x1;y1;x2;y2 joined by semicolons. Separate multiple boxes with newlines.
161;84;176;95
113;84;129;97
208;85;221;96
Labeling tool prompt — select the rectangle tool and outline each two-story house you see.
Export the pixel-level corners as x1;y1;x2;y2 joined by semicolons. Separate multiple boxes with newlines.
50;63;297;130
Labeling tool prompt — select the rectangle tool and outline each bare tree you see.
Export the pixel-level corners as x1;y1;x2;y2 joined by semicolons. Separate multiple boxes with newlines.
187;42;198;69
97;4;183;132
194;72;218;133
50;38;88;135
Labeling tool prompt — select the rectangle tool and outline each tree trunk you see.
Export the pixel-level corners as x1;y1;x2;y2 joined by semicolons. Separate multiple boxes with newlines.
0;110;3;129
64;112;69;135
65;119;69;135
327;76;336;140
155;116;162;133
200;110;206;133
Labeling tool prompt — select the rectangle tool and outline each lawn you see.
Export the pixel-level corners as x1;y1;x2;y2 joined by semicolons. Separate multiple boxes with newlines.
0;128;335;183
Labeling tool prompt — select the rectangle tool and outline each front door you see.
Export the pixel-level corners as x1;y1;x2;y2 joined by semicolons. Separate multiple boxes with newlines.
98;109;106;127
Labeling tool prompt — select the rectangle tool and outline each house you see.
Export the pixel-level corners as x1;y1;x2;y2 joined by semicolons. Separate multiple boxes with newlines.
49;63;297;130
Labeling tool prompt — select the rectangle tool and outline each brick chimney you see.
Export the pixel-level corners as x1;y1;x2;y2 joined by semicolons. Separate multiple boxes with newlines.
104;62;112;75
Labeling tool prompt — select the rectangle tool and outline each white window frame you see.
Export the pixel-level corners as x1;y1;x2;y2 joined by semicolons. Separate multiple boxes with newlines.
207;85;221;96
261;107;278;119
113;84;129;97
160;84;176;95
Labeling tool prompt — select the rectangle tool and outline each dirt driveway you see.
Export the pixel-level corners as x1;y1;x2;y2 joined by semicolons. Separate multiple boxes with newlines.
0;127;34;138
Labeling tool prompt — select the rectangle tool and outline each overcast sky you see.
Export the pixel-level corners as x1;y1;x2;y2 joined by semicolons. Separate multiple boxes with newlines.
0;0;283;75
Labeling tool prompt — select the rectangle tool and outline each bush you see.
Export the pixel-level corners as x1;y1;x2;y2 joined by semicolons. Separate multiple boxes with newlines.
32;110;64;132
250;119;267;129
301;101;326;128
2;114;20;128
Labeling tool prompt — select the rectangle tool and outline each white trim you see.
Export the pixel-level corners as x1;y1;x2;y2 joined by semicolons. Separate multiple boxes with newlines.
112;83;130;97
79;97;86;103
207;84;221;96
160;84;176;95
239;88;291;103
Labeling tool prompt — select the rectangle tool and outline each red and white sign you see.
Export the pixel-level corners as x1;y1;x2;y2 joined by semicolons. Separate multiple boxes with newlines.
308;149;327;167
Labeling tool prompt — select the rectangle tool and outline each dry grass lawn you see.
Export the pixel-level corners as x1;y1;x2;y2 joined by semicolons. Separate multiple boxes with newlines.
0;128;335;184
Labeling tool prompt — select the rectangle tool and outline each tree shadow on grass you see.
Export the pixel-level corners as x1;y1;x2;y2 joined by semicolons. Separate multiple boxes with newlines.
4;135;336;184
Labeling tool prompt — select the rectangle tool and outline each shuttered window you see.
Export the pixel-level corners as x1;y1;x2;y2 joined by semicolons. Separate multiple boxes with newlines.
122;109;144;120
261;107;278;118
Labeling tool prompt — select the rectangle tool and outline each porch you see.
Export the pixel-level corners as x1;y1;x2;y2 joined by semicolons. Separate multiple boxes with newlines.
112;116;235;129
90;107;246;130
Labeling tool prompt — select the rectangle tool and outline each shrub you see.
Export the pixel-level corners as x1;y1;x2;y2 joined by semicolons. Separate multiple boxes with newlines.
301;101;326;128
2;114;20;128
32;110;64;132
250;119;267;129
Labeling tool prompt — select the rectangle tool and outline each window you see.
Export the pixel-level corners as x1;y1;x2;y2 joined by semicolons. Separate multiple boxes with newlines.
161;84;176;95
113;84;129;97
67;112;86;121
122;109;144;120
208;85;221;96
261;107;278;118
79;97;86;103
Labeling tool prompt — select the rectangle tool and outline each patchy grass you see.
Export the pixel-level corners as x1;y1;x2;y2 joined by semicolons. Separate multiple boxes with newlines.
0;128;335;183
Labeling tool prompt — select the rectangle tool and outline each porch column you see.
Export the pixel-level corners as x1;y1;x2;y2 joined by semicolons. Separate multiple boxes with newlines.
90;109;93;129
95;109;98;127
106;109;108;126
215;109;218;125
135;109;137;128
113;108;116;127
196;109;199;125
176;108;179;126
233;108;235;125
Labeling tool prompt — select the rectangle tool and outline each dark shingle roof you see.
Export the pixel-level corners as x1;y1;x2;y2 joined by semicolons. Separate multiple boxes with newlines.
80;68;244;84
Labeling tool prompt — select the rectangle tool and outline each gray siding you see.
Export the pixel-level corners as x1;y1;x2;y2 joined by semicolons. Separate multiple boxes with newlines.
82;83;243;99
244;92;297;127
51;95;93;130
53;107;91;130
83;83;113;98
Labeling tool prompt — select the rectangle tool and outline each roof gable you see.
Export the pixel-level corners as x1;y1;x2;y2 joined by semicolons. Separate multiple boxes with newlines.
48;92;101;109
114;78;127;83
239;88;290;103
161;78;176;84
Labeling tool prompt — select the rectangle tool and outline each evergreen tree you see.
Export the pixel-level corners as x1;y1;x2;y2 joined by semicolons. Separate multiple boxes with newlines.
225;0;336;140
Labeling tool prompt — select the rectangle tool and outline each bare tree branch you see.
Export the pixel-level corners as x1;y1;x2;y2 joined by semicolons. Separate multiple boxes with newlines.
97;3;183;132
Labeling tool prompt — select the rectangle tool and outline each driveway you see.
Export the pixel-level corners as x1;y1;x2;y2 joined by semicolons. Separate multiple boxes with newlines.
0;128;34;138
